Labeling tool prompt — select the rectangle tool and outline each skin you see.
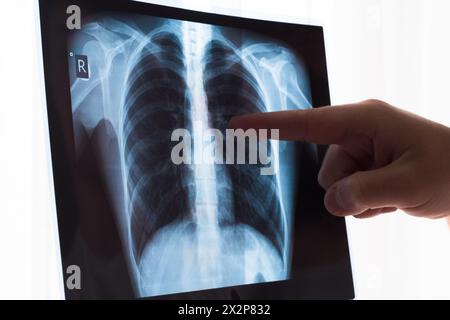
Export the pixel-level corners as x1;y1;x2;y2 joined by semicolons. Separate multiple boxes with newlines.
229;99;450;220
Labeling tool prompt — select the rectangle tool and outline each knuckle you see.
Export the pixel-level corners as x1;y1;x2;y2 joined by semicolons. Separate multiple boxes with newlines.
363;98;390;108
362;99;396;128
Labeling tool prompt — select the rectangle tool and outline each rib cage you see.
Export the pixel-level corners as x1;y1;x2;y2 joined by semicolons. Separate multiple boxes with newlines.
123;33;286;264
119;23;294;296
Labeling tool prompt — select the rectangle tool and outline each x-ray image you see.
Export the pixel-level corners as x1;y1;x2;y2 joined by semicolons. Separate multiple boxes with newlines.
67;12;314;298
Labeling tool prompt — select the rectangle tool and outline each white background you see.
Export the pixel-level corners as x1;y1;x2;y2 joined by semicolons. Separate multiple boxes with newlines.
0;0;449;299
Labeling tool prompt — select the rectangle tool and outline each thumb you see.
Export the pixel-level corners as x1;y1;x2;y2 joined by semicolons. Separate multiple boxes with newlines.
324;164;412;216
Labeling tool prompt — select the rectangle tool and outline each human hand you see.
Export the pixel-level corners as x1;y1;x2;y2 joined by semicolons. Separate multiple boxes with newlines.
229;100;450;219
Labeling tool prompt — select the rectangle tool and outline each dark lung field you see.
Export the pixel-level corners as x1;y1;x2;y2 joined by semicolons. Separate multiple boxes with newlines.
68;15;313;297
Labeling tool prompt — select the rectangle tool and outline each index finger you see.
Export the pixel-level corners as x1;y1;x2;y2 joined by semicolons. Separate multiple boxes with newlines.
228;103;376;145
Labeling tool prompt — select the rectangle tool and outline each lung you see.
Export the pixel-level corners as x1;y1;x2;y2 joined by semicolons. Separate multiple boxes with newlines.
203;39;286;259
122;31;195;262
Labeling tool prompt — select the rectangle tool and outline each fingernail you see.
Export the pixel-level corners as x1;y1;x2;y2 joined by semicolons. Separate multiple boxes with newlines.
325;181;354;216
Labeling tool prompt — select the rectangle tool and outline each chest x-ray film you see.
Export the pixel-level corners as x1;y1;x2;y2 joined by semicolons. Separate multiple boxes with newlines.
39;0;354;299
